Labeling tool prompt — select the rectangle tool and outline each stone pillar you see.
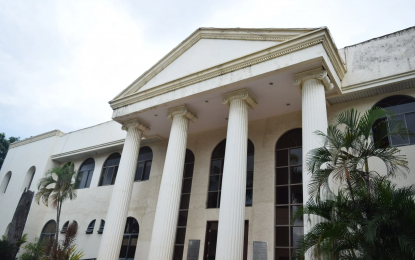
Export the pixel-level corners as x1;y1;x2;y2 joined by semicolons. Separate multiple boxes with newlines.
293;68;333;235
97;119;149;260
147;105;197;260
215;89;257;260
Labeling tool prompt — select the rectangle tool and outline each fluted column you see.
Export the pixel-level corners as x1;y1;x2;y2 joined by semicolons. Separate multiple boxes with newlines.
215;89;257;260
148;105;197;260
293;69;333;234
97;119;149;260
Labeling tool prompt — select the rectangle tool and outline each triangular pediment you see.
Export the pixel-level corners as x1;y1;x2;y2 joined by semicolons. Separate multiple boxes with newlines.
111;27;318;103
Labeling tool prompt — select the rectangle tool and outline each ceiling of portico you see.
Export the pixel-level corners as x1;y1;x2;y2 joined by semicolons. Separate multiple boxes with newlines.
136;60;329;139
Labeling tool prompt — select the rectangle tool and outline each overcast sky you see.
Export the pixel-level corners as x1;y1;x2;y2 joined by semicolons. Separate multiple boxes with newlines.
1;0;414;139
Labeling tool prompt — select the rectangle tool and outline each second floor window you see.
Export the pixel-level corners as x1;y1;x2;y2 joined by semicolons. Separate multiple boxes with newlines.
135;146;153;181
76;158;95;189
99;153;121;186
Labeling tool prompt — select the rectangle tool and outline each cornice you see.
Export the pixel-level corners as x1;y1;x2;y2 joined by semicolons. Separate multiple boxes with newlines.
51;135;165;161
121;119;150;133
9;130;65;149
341;70;415;93
166;105;198;123
110;28;317;103
51;139;125;160
221;89;258;109
109;28;346;110
293;68;334;91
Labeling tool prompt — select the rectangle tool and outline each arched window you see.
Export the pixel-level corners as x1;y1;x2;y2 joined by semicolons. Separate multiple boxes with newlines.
86;219;96;234
275;128;304;260
97;219;105;234
207;139;254;208
99;153;121;186
40;220;56;242
22;166;36;192
76;158;95;189
134;147;153;181
173;149;195;260
119;217;139;260
61;221;69;233
1;171;12;193
373;95;415;147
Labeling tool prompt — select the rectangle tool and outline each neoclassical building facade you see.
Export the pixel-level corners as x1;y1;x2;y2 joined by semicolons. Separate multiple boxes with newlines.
1;26;415;260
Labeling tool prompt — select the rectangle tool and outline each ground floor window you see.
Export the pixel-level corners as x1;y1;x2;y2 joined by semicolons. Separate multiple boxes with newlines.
40;220;56;242
119;217;139;260
275;129;304;260
203;220;248;260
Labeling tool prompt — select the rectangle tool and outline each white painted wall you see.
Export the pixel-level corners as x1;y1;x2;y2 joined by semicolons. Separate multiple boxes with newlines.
0;136;59;237
52;120;126;156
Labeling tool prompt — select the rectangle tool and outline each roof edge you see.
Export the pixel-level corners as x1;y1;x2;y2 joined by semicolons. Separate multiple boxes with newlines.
9;130;65;149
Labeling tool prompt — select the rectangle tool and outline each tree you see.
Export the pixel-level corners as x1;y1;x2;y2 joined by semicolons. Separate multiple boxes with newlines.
0;133;20;170
42;222;84;260
34;163;77;249
0;234;27;260
294;177;415;260
307;108;411;201
294;108;415;259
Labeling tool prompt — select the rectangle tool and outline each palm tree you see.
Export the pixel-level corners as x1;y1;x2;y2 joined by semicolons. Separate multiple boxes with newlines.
294;177;415;260
307;108;411;201
35;163;77;247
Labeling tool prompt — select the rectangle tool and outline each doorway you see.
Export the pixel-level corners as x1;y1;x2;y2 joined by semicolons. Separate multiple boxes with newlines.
203;220;249;260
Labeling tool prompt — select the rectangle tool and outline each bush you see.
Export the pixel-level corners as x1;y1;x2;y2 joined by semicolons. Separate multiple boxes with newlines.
20;238;44;260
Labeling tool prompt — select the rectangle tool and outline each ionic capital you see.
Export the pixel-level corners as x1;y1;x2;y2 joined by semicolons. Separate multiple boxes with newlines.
166;105;198;123
121;119;150;132
221;88;258;109
292;68;334;91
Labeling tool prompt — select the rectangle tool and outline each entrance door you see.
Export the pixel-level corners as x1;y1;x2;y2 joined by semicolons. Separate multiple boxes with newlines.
203;221;249;260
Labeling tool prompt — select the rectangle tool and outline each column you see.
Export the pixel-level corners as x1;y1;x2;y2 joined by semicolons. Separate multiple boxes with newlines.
215;89;257;260
293;68;333;234
97;119;149;260
147;105;197;260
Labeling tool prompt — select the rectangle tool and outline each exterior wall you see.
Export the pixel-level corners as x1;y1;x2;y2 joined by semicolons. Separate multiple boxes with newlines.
2;88;415;260
24;139;167;260
52;120;126;156
0;136;58;237
340;27;415;89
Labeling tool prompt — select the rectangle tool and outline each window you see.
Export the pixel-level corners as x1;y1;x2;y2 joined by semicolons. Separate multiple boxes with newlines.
173;149;195;260
275;128;304;260
40;220;56;242
372;95;415;147
1;171;12;193
22;166;36;192
99;153;121;186
97;220;105;234
61;221;69;233
86;220;96;234
119;217;139;260
134;147;153;181
207;139;254;208
76;158;95;189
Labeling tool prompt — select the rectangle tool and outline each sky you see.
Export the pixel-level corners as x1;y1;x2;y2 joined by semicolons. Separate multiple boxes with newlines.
1;0;415;139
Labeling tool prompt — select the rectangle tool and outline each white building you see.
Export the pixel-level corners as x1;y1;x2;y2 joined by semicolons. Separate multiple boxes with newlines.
1;26;415;260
